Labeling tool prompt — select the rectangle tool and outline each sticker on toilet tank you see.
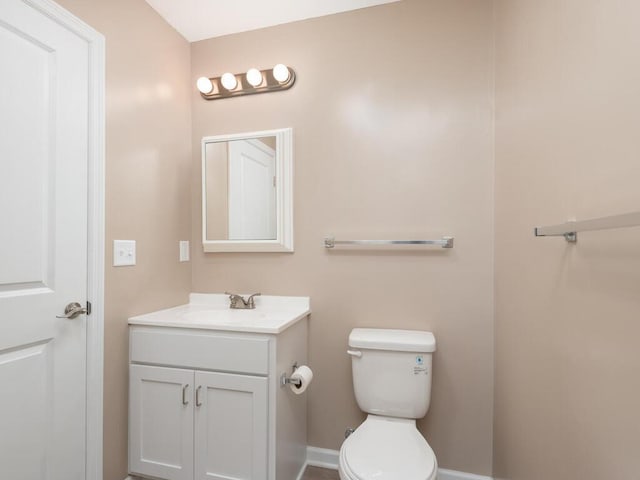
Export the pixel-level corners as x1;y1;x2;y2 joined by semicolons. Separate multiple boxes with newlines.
413;355;428;375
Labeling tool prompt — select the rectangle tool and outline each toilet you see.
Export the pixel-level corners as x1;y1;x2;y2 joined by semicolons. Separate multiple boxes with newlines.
339;328;438;480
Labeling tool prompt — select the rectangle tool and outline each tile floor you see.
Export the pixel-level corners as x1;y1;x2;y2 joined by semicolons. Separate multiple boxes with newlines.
301;465;340;480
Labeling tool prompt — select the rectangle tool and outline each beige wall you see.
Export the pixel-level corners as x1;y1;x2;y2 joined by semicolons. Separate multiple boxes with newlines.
44;1;640;478
191;0;495;475
494;1;640;479
51;1;192;479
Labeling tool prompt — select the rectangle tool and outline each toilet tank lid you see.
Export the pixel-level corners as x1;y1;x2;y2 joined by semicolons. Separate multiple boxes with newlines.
349;328;436;353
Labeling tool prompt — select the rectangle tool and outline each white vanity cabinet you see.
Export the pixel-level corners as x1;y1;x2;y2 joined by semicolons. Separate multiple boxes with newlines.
130;364;268;480
193;371;268;480
128;294;310;480
129;365;194;480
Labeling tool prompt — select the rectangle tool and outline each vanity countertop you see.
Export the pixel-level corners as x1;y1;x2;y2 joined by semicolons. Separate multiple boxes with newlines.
128;293;311;334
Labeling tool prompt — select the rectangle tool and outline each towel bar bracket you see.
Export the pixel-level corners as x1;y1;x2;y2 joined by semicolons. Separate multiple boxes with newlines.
534;227;577;243
564;232;577;243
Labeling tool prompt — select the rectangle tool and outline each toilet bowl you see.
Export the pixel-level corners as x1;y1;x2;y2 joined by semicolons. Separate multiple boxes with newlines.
338;415;437;480
339;328;438;480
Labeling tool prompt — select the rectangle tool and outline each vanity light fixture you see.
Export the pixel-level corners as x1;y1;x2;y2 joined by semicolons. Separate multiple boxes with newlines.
272;63;291;83
220;72;238;90
196;76;214;94
246;68;263;87
197;64;296;101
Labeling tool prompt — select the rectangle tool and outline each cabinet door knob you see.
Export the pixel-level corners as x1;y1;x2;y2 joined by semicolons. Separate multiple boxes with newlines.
196;386;203;407
182;384;189;405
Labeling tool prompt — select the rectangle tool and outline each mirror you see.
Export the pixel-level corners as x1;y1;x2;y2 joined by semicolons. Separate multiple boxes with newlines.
202;128;293;252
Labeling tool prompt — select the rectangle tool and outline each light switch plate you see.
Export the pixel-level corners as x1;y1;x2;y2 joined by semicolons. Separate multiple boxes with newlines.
113;240;136;266
179;240;190;262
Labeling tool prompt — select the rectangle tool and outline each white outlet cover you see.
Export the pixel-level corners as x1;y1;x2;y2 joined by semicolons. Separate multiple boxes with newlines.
179;240;190;262
113;240;136;267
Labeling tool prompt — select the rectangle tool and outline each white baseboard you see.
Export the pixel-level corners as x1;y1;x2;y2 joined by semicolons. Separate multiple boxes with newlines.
437;468;494;480
306;446;341;469
295;459;310;480
306;446;493;480
125;448;494;480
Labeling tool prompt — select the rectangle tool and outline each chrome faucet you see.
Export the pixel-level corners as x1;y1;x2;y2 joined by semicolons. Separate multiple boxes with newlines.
225;292;261;309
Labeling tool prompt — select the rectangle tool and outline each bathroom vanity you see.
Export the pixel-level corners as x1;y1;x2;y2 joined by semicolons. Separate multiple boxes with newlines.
127;294;310;480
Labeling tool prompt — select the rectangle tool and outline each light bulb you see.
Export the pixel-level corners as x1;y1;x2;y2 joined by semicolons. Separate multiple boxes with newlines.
272;64;290;83
196;77;213;94
220;72;237;90
246;68;263;87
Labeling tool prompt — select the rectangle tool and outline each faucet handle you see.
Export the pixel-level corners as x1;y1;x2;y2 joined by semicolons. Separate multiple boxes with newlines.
224;291;243;308
246;292;261;308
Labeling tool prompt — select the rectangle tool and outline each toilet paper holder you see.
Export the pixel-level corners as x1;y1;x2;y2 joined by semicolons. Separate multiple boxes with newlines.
280;362;302;387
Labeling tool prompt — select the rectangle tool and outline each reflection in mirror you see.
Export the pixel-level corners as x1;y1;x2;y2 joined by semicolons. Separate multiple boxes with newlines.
202;128;293;253
205;137;277;241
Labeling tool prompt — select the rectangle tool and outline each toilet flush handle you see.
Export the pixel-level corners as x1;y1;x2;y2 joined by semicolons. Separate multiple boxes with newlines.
347;349;362;358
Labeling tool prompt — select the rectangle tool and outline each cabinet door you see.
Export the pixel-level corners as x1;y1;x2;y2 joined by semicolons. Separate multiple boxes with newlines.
194;371;268;480
130;365;194;480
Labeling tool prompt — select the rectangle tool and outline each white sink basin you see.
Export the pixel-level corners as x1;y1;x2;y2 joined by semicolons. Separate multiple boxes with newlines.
128;293;310;334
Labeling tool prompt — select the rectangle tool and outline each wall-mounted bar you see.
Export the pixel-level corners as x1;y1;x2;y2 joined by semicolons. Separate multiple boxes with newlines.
534;211;640;243
324;236;454;249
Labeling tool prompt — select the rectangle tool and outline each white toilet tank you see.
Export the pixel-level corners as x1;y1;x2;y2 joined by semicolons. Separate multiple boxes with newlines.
348;328;436;419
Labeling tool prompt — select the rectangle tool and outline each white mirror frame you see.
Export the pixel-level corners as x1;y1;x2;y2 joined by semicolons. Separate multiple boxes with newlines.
201;128;293;252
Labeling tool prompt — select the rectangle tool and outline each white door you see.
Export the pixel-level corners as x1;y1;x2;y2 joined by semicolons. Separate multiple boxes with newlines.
129;365;195;480
228;139;276;240
0;1;91;479
194;371;268;480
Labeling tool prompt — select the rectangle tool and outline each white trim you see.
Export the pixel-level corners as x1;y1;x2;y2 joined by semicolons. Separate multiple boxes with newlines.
294;462;308;480
306;446;340;470
126;451;495;480
22;2;106;480
437;469;493;480
305;447;494;480
85;28;105;480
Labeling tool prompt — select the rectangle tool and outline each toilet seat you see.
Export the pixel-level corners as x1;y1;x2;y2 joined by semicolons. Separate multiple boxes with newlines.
338;415;437;480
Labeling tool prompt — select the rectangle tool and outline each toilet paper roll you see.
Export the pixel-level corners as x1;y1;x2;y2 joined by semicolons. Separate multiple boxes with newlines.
289;365;313;395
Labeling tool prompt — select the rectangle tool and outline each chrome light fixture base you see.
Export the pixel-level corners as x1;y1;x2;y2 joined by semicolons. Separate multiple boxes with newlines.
199;66;296;101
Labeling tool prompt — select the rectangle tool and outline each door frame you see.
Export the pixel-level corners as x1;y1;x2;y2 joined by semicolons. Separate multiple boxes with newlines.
24;1;106;479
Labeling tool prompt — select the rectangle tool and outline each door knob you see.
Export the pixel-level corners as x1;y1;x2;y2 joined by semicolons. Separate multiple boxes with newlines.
57;302;88;319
